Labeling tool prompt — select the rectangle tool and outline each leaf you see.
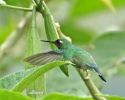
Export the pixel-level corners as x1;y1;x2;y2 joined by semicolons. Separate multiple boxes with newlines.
25;6;45;97
0;0;6;5
70;0;125;18
0;68;34;90
42;1;69;77
98;94;125;100
13;61;70;92
0;90;33;100
43;93;93;100
59;65;69;77
43;1;59;49
0;61;71;92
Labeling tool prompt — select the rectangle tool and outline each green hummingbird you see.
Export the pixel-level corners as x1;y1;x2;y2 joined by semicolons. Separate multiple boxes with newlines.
23;39;106;82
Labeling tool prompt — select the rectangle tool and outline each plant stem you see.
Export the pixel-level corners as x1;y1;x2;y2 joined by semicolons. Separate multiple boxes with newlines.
76;69;106;100
34;0;44;13
30;0;37;6
55;23;72;43
0;4;32;11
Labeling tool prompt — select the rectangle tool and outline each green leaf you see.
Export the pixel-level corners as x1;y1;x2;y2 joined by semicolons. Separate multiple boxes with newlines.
0;68;34;90
0;61;70;92
13;61;70;92
0;90;34;100
59;65;69;77
42;1;69;77
25;6;45;97
0;0;6;5
43;1;59;49
70;0;106;17
43;93;93;100
98;94;125;100
70;0;125;18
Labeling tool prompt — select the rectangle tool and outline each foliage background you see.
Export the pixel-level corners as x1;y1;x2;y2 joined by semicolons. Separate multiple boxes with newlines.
0;0;125;98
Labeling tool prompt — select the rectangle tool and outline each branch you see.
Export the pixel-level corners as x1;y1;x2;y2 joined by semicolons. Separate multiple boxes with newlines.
30;0;37;6
0;4;32;11
0;13;31;60
34;0;44;13
76;69;106;100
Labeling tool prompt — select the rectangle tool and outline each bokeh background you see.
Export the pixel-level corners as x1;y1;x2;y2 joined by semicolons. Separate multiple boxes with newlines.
0;0;125;97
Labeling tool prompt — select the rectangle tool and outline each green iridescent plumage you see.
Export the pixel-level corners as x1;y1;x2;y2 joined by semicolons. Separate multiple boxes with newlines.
23;39;106;82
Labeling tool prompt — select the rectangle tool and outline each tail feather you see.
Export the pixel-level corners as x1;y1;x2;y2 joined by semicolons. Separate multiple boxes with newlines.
94;67;106;82
98;74;106;82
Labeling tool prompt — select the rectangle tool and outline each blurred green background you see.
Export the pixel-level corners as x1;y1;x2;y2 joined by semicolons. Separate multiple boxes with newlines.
0;0;125;97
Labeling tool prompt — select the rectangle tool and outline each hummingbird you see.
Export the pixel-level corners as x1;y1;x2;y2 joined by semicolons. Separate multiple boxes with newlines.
23;39;106;82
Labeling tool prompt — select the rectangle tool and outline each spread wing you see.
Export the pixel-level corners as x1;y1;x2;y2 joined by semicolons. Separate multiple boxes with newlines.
23;51;64;65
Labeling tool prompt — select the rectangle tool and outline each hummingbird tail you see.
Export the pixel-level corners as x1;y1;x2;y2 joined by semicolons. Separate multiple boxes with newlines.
94;67;106;82
98;75;106;82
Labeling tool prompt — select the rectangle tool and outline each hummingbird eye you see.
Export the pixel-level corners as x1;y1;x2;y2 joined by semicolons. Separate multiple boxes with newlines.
56;40;63;44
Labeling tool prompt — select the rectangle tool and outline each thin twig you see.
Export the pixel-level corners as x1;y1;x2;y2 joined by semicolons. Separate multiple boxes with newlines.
30;0;37;6
0;13;31;60
0;4;32;11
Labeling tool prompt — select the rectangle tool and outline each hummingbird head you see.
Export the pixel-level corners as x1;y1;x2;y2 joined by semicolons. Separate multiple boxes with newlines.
41;39;71;49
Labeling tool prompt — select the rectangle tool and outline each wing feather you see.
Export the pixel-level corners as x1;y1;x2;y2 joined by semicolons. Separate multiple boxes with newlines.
23;51;64;65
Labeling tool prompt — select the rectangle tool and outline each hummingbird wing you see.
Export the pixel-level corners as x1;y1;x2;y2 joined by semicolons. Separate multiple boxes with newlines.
23;51;64;65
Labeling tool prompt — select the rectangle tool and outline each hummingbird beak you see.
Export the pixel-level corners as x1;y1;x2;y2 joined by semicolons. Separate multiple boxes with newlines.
41;40;55;44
